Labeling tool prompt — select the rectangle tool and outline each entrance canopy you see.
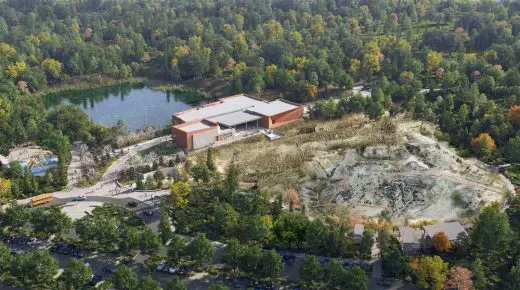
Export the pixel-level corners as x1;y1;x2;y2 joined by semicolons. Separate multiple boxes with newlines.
207;111;262;127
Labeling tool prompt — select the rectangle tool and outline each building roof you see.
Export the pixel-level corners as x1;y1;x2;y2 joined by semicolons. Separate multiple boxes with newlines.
174;94;267;122
399;226;423;244
248;100;299;116
354;224;364;236
208;111;263;127
423;222;466;240
177;121;216;133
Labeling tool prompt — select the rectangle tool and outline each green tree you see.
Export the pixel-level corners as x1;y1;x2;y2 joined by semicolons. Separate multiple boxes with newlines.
4;202;31;229
236;214;269;243
507;258;520;290
471;258;487;290
271;212;309;248
10;251;59;289
206;147;215;171
326;260;346;288
159;203;172;245
504;136;520;163
213;202;239;237
0;241;12;273
257;249;284;278
359;229;374;259
222;162;239;198
299;255;323;283
112;265;138;290
191;164;211;182
472;203;512;252
140;227;161;255
137;276;161;290
208;284;230;290
168;235;187;263
166;277;187;290
414;256;449;290
186;233;215;266
346;265;368;290
61;258;93;290
31;205;73;237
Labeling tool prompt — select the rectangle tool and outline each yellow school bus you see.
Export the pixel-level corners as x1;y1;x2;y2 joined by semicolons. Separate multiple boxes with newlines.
29;193;53;207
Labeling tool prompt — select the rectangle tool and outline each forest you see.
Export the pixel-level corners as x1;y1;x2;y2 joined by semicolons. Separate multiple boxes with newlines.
2;0;520;289
1;0;520;165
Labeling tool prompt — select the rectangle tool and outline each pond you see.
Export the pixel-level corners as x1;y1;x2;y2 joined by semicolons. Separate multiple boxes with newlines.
44;84;193;130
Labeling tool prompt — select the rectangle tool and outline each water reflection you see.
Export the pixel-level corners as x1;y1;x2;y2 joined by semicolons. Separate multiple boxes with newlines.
44;84;193;130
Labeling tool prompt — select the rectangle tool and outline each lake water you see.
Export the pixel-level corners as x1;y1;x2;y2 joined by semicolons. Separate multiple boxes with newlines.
44;85;193;130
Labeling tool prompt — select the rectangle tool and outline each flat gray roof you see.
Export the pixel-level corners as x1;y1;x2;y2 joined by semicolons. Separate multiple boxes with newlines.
208;111;262;127
248;100;299;116
178;121;215;133
399;226;423;244
423;222;466;240
354;224;364;236
175;95;266;122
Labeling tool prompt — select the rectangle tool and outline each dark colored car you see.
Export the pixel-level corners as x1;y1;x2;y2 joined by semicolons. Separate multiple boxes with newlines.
88;275;103;286
142;210;153;216
127;201;138;208
103;266;117;274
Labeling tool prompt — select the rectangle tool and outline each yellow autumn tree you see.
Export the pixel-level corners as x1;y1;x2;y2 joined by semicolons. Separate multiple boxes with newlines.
426;51;443;72
350;58;361;73
363;41;381;74
0;178;12;204
0;43;16;56
266;64;278;75
42;58;63;78
6;61;26;78
471;133;496;157
295;56;308;70
169;181;192;209
263;21;284;39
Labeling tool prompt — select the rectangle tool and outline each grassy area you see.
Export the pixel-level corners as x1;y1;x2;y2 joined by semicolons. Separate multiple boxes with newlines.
139;140;179;156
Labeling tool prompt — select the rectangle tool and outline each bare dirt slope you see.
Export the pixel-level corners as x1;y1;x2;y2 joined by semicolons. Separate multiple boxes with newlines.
190;115;512;223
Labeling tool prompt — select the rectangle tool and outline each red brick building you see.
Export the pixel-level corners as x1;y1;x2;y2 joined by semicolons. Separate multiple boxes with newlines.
172;94;304;150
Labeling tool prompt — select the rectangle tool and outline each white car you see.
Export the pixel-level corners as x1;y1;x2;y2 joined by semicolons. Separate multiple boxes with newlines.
72;195;86;201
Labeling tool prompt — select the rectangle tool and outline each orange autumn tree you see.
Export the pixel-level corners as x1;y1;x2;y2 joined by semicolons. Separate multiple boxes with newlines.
471;133;496;157
432;232;452;253
508;105;520;124
283;188;301;211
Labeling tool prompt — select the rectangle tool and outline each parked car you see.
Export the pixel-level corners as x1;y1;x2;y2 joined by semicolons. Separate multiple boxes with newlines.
72;195;86;201
156;261;167;272
127;201;138;208
102;266;117;274
11;248;24;255
142;210;154;216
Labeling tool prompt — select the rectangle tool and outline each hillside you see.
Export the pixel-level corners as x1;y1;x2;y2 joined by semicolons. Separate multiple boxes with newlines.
189;115;513;223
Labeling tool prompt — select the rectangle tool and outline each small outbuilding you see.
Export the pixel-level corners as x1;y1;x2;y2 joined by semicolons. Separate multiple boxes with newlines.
353;224;365;244
398;226;423;253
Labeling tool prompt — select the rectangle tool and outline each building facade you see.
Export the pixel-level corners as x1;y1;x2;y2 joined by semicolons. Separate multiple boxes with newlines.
171;94;304;150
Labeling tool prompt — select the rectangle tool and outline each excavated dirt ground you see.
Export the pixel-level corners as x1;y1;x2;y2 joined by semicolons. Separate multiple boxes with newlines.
190;115;512;224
